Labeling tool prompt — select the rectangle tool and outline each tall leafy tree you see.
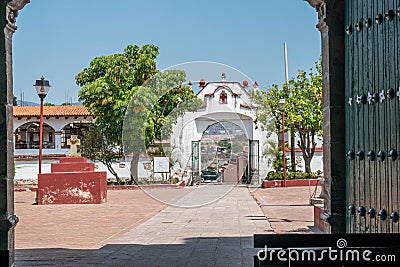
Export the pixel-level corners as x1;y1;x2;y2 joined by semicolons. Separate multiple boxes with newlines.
76;44;200;183
76;44;159;145
123;70;201;184
252;60;322;173
76;44;159;180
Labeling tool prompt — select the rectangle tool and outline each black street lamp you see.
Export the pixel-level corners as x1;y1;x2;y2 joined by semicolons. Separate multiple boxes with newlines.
33;76;51;173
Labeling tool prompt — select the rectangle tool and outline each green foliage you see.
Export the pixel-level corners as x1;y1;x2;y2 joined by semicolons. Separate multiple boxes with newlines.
76;44;159;148
76;44;201;184
272;144;284;172
123;70;202;154
266;170;319;181
252;59;322;173
44;102;55;106
80;124;122;182
76;44;159;183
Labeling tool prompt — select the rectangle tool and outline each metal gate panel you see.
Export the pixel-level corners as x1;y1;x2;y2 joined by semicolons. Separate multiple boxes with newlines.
345;0;400;233
249;140;259;184
191;141;200;172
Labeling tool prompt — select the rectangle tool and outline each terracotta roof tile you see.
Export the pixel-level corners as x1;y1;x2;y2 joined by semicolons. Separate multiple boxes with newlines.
13;105;92;117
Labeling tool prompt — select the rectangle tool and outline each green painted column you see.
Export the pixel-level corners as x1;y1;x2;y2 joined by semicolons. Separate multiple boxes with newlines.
0;1;30;265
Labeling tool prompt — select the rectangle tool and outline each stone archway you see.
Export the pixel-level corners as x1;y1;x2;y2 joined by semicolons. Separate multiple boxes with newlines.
0;1;32;265
14;121;55;150
200;121;248;184
60;122;90;149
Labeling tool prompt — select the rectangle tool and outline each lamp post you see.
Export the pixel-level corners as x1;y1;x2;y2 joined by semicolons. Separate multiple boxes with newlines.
34;76;51;174
278;98;286;187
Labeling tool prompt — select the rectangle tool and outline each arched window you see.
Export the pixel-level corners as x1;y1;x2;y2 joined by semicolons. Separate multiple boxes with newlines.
61;122;90;148
219;90;227;104
14;122;55;149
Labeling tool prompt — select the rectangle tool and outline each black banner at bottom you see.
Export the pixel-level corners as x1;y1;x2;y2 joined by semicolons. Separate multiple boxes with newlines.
254;234;400;267
0;250;9;267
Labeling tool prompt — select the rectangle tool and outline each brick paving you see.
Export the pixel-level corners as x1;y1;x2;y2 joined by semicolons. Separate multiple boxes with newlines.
251;185;322;234
14;184;320;266
15;187;193;265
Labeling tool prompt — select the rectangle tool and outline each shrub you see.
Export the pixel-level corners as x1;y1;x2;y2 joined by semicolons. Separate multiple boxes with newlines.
266;170;319;180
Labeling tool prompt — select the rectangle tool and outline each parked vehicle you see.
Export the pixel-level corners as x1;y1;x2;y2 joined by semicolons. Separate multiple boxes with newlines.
201;169;219;181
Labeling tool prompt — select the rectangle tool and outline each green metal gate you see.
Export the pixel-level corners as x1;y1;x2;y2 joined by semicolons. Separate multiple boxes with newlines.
191;141;200;184
345;0;400;233
249;140;259;184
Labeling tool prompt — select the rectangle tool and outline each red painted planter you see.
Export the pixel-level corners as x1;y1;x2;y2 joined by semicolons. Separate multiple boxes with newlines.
38;171;107;204
37;157;107;204
59;157;87;163
262;179;319;188
51;162;94;172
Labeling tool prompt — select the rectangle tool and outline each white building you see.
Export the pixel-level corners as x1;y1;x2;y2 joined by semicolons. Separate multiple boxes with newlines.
170;74;275;185
13;105;94;157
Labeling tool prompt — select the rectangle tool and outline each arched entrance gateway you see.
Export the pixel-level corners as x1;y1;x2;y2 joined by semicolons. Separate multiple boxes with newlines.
170;76;270;186
200;122;248;184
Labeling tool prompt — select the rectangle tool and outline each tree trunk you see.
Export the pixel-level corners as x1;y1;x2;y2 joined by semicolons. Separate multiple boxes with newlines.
104;161;120;184
298;130;315;174
304;156;312;173
129;154;140;185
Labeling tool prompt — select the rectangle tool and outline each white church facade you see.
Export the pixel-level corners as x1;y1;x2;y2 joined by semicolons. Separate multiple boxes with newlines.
170;74;275;185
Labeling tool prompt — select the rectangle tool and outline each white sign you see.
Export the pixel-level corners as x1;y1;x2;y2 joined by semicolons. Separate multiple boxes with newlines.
153;157;170;173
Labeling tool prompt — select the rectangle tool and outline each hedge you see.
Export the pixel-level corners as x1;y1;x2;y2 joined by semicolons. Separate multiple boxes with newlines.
265;170;322;181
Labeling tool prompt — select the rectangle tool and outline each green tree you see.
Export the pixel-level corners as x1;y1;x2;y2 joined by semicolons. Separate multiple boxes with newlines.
44;102;55;106
76;44;200;184
81;124;123;183
76;44;159;145
123;70;201;184
76;44;159;181
252;60;322;173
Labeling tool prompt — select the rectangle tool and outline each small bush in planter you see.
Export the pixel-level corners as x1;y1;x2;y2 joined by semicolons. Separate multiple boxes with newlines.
265;170;319;181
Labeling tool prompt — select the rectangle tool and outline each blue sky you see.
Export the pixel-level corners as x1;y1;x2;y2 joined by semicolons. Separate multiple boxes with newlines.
13;0;320;105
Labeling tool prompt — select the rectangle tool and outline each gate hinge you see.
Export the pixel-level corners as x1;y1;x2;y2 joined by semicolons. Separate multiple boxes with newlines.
320;212;331;223
0;214;19;229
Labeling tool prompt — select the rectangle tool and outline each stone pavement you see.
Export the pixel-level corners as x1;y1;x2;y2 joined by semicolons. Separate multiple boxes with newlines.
15;188;193;265
64;185;272;266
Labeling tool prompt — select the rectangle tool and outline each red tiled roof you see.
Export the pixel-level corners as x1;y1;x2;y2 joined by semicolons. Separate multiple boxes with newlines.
13;105;92;117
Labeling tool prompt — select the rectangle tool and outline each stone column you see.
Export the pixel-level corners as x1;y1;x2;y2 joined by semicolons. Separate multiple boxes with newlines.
55;131;62;150
0;1;30;266
306;0;346;233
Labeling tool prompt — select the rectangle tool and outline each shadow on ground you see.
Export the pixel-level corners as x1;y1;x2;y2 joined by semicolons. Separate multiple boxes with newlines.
16;236;256;267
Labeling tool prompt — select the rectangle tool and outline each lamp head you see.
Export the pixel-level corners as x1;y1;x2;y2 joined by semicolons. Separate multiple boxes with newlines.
34;76;51;100
278;98;286;111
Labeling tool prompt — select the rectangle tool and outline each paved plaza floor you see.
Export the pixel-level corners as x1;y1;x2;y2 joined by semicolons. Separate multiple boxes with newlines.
14;184;320;266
